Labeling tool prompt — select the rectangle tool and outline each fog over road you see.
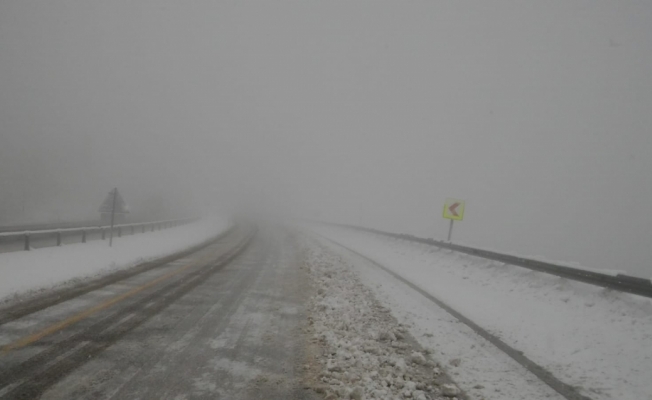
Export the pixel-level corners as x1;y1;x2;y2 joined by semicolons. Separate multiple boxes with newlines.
2;1;651;278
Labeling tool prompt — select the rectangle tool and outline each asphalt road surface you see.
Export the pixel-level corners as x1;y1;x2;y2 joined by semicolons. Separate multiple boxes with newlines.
0;224;320;400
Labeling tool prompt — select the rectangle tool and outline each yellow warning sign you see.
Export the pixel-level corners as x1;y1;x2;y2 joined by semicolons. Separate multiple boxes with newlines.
443;198;465;221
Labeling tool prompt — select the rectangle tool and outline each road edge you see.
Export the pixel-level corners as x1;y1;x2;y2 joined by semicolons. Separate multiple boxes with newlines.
0;223;237;325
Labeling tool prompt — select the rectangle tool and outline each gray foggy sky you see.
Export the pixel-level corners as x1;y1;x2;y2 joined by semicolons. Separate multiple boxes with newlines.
1;1;651;277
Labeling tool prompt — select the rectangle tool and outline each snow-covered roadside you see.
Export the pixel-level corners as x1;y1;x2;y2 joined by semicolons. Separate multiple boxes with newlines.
309;225;652;400
306;233;565;400
0;216;231;303
301;236;464;400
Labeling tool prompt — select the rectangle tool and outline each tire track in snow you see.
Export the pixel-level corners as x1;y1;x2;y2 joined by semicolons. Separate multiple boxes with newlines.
318;235;593;400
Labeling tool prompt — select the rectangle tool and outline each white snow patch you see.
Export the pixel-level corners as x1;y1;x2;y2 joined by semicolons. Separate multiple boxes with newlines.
0;216;231;302
310;225;652;400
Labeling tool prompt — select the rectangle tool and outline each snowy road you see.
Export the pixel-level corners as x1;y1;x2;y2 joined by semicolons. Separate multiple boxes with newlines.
309;225;652;400
4;221;642;400
0;225;322;400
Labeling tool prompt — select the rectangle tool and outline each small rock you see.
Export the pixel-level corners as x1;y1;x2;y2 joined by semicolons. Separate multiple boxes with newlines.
449;358;461;367
350;387;363;400
327;360;342;372
413;390;427;400
441;383;461;397
391;341;408;350
312;385;327;394
410;352;427;365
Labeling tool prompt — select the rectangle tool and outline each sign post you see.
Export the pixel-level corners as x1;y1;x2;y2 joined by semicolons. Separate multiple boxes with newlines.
447;219;454;242
99;188;129;247
442;198;465;242
109;188;117;247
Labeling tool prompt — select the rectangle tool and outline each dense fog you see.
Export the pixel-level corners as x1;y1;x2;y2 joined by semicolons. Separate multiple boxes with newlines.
1;1;651;277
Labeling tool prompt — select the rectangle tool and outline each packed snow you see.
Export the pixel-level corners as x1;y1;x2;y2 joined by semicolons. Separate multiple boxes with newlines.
0;216;230;303
309;225;652;400
301;236;463;400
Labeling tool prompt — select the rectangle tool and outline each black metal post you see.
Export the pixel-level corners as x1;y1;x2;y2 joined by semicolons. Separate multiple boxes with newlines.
447;219;454;242
24;233;30;251
109;188;117;247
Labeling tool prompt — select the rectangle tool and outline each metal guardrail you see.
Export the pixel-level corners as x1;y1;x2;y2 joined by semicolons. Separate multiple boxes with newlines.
326;223;652;299
0;220;99;234
0;218;199;251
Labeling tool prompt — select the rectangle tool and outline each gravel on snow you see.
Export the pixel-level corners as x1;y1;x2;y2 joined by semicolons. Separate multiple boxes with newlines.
300;238;464;400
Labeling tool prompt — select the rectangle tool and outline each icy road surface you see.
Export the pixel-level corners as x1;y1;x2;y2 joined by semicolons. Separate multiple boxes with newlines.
0;225;322;400
310;225;652;400
7;221;645;400
0;224;475;400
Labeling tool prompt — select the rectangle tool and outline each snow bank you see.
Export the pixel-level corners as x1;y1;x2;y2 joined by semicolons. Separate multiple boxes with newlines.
311;225;652;400
0;216;231;302
302;237;462;400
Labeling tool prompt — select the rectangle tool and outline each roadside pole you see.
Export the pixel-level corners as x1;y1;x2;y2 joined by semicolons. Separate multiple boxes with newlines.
447;219;454;241
109;188;117;247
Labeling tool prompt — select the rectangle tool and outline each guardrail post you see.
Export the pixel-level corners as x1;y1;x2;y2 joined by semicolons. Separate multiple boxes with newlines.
56;231;62;246
118;227;122;237
151;224;155;232
101;228;106;240
131;226;135;235
82;230;86;243
142;225;146;233
24;233;30;251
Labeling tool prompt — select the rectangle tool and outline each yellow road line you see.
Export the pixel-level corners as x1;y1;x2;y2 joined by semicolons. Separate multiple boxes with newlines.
0;250;217;356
